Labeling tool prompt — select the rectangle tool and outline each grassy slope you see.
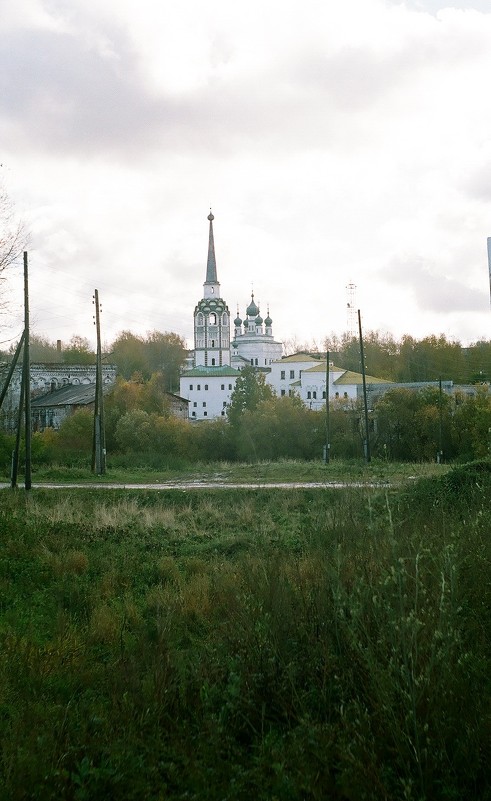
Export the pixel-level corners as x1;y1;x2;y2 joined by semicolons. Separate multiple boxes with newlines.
0;461;489;800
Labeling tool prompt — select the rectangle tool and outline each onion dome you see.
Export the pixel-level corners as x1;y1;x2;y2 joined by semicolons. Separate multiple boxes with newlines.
234;314;242;327
246;292;259;317
255;314;263;325
265;304;272;327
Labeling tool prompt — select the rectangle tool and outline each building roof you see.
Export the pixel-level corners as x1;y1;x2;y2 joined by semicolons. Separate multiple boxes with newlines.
205;211;218;285
274;352;321;364
181;365;240;378
31;383;107;408
333;370;390;386
301;362;345;374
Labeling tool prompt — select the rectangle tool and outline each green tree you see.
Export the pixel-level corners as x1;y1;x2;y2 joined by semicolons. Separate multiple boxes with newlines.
227;367;274;427
62;335;94;365
115;409;153;452
452;387;491;460
234;395;321;461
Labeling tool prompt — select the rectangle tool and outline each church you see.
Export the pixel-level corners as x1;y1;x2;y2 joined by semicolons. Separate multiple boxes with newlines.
179;212;283;420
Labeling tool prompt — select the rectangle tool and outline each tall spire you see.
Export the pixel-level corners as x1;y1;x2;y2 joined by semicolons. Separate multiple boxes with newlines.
206;210;217;284
203;209;220;299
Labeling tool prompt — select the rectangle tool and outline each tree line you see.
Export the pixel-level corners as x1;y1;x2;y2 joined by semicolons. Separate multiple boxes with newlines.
1;365;488;471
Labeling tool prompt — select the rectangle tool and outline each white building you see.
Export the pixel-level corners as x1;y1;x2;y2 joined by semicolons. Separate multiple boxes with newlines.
266;353;390;409
179;212;283;420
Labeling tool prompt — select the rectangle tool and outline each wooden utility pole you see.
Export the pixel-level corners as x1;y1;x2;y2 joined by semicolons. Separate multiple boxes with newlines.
324;350;330;463
11;254;32;489
92;289;106;474
358;309;371;464
23;253;32;489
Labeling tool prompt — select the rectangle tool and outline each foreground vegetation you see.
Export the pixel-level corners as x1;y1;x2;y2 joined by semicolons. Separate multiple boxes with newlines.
1;461;490;799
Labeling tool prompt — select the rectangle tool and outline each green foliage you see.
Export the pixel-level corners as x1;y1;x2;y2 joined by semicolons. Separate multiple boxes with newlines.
109;329;186;387
227;366;274;427
0;463;490;799
235;395;322;461
61;334;94;365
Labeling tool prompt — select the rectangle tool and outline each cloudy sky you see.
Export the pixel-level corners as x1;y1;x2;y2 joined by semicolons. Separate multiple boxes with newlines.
1;0;490;354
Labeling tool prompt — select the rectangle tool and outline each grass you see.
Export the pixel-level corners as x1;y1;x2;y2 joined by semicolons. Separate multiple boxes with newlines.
7;457;451;486
0;461;489;799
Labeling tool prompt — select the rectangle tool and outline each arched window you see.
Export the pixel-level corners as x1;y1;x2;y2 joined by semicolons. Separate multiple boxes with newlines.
197;313;204;326
209;312;217;325
222;313;228;326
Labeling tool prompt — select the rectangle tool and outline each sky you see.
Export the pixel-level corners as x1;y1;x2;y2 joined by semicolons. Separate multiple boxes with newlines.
1;0;490;354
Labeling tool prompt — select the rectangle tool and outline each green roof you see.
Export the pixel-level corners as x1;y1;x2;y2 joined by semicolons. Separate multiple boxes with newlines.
181;365;240;378
273;352;321;364
302;362;345;374
333;370;390;386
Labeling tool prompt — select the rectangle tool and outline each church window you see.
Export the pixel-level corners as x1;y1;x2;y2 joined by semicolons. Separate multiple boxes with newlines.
197;313;204;326
189;384;193;390
313;391;317;399
322;391;326;399
192;412;196;417
222;314;228;325
280;370;285;380
255;358;258;366
290;370;295;379
211;339;215;347
205;384;208;390
221;384;225;390
251;359;254;365
209;312;217;325
203;402;207;407
197;384;201;390
204;411;208;416
221;411;225;416
281;389;286;396
193;402;197;407
228;384;232;390
307;391;311;399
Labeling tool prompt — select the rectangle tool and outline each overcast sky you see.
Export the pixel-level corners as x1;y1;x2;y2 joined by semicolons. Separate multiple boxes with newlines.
1;0;490;353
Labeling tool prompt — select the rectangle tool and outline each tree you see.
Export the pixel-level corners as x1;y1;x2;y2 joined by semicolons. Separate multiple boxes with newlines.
234;394;321;461
62;335;94;365
227;366;274;427
0;179;27;304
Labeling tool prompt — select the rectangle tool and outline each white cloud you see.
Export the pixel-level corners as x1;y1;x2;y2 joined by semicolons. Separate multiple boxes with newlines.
0;0;490;353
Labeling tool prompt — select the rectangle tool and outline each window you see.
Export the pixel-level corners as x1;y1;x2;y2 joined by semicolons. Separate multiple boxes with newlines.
228;384;232;390
211;358;216;366
313;391;317;399
211;339;215;347
290;370;295;379
343;392;348;399
204;384;208;390
221;384;225;390
193;402;197;407
189;384;193;390
307;391;311;399
280;370;286;380
288;390;293;397
203;402;207;407
197;313;204;326
322;391;326;399
221;410;225;416
209;312;217;325
192;411;196;417
335;392;339;398
222;314;228;325
281;389;286;396
197;384;201;390
255;358;258;366
204;411;208;417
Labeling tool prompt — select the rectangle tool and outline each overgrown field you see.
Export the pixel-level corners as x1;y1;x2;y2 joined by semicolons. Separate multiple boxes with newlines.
1;462;490;800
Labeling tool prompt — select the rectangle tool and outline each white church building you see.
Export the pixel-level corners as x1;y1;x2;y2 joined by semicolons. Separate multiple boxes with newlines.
179;212;283;419
179;212;389;421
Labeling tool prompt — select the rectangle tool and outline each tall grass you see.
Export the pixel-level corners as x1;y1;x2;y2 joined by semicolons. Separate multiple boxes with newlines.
0;461;489;799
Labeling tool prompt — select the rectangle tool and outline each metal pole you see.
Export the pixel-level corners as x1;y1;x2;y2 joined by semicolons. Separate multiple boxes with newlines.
358;309;371;463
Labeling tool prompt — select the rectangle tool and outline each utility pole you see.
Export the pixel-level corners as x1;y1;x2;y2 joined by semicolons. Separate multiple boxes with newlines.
324;350;330;463
437;377;443;463
92;289;106;474
23;253;32;490
358;309;371;463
